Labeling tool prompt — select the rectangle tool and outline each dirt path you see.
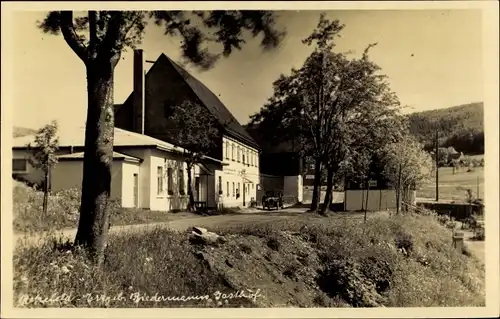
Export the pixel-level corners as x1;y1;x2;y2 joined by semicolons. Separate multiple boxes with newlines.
14;209;382;249
13;208;309;248
463;230;485;264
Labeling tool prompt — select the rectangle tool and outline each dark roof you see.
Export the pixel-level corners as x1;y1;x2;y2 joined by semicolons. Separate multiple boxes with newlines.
160;55;260;150
116;53;261;150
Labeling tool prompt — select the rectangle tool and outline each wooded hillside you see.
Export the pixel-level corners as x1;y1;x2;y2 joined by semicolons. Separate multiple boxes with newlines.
407;102;484;155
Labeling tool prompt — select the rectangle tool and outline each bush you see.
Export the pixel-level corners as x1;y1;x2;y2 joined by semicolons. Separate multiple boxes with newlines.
267;236;281;251
436;214;451;225
395;231;414;254
13;182;187;233
14;184;81;233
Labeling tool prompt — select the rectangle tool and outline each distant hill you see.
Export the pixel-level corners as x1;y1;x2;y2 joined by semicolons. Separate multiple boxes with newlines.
13;126;36;138
407;102;484;155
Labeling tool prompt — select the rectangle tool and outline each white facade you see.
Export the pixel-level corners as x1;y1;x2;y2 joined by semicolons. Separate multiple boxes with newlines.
12;129;262;211
221;135;260;207
12;147;207;212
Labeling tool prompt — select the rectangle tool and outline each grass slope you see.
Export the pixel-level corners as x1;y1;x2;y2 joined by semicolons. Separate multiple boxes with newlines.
14;212;484;308
417;167;484;201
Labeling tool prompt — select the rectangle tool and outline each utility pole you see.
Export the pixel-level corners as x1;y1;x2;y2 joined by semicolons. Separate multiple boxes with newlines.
435;129;439;202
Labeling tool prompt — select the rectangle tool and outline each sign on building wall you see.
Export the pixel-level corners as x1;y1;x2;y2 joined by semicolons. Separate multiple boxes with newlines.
305;175;315;180
368;180;377;187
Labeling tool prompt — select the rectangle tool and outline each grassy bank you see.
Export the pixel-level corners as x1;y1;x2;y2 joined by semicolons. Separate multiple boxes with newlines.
13;212;484;308
13;181;194;233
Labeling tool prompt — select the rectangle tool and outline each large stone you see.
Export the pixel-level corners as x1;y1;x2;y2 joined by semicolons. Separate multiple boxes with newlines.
192;226;208;235
189;228;226;246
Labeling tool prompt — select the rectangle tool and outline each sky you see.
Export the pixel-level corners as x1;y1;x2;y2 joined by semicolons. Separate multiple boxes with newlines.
11;9;483;130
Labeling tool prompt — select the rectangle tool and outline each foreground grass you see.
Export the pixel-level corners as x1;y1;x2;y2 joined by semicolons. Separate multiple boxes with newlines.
13;182;193;233
13;212;484;308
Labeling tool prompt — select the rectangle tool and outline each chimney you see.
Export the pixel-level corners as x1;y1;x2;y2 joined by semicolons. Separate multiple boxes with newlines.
132;49;145;134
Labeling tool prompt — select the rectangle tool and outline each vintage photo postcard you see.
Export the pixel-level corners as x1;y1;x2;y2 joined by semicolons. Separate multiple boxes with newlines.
1;1;499;318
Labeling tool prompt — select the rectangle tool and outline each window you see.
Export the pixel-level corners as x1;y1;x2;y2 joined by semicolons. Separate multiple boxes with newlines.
218;176;222;194
12;159;27;172
178;169;185;194
232;182;235;197
237;147;240;162
227;182;230;197
225;142;229;159
237;183;240;193
167;168;173;194
247;150;250;166
231;144;235;161
157;166;164;195
242;151;245;165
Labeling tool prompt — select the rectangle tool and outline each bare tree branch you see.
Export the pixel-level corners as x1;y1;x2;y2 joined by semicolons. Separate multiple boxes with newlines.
60;11;88;63
97;11;127;62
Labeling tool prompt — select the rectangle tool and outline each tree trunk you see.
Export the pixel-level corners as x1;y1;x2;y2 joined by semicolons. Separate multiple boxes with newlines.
319;165;334;215
74;58;117;264
187;164;195;211
364;179;370;222
310;157;322;211
396;163;402;215
401;186;407;213
42;170;49;215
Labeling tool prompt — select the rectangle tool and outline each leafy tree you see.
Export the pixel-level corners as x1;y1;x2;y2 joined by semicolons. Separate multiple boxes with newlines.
27;121;59;216
381;136;432;214
39;10;285;263
250;13;404;215
164;101;220;211
251;14;346;212
296;15;403;215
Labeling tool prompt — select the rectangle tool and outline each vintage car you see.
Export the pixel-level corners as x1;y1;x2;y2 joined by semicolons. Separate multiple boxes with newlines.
262;190;284;210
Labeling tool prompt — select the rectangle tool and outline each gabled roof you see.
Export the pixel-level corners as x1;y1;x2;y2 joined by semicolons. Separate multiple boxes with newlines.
117;53;261;151
13;126;225;165
13;126;183;151
162;55;260;150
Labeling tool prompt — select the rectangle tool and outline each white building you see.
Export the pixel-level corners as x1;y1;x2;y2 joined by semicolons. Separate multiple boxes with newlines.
12;50;268;211
12;127;228;211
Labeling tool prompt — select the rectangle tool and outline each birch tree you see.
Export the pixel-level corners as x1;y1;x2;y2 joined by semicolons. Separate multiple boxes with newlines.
39;10;285;263
27;121;59;216
381;136;433;214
